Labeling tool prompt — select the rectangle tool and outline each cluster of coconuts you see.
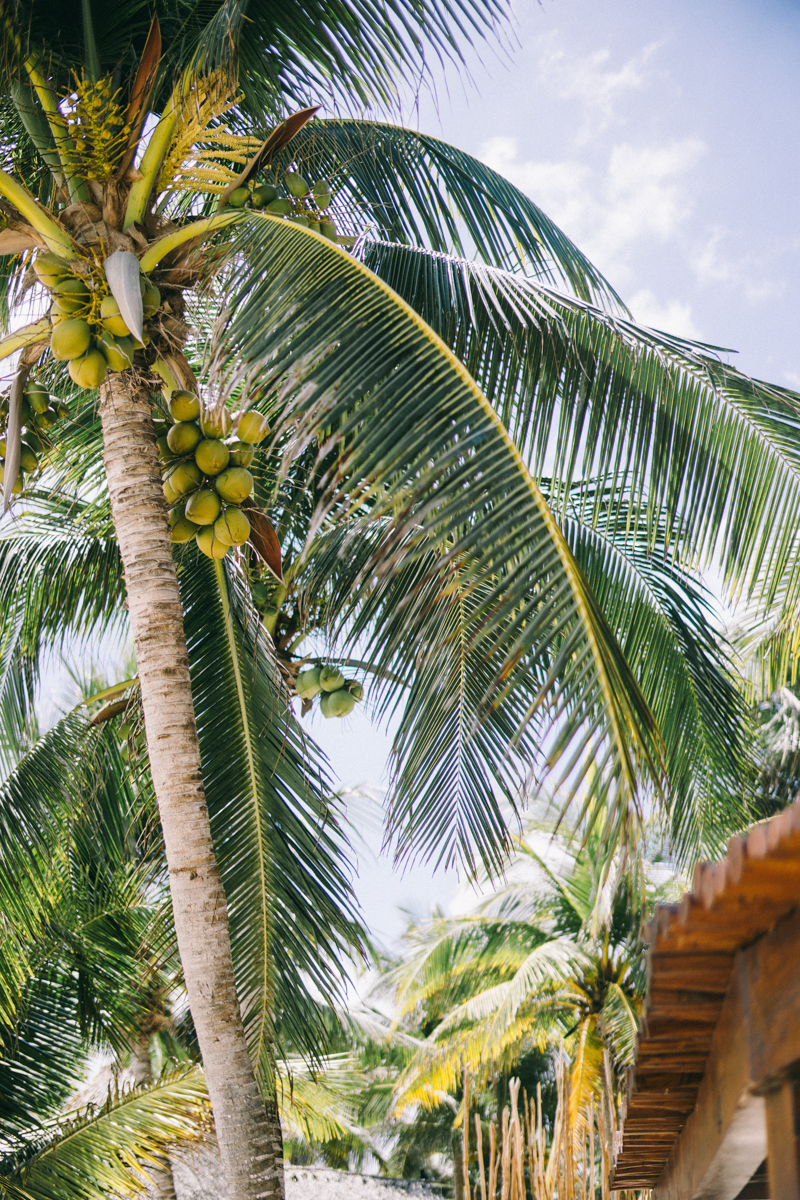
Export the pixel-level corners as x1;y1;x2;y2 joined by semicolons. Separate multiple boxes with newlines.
157;391;270;560
295;664;363;719
228;171;340;242
0;379;69;494
34;251;161;389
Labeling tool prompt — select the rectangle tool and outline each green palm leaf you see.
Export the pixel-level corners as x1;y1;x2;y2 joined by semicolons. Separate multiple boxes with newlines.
358;238;800;611
0;1066;209;1200
177;549;365;1084
216;213;664;869
273;121;622;304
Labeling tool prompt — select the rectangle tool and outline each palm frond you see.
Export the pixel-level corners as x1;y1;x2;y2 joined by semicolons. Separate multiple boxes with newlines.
274;122;621;305
358;238;800;614
213;213;665;870
0;1066;210;1200
177;549;366;1085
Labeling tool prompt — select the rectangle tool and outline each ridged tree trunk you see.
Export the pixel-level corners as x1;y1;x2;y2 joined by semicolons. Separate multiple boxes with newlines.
99;371;284;1200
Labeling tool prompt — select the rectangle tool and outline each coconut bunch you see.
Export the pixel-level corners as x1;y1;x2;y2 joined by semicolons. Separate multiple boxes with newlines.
157;391;270;560
228;170;340;242
0;379;69;494
295;665;364;719
34;249;162;390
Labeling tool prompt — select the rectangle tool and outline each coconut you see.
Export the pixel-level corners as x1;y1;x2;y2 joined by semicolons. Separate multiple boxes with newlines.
228;186;250;208
56;402;70;420
167;503;186;528
196;525;230;559
68;349;108;389
346;681;364;701
50;297;79;321
214;467;253;504
199;407;232;439
169;391;201;422
214;506;250;546
141;279;161;318
185;488;222;525
0;439;5;456
34;407;57;429
97;331;134;372
320;688;356;718
167;421;202;455
169;461;203;496
50;318;91;361
0;465;23;494
19;445;38;472
319;665;345;692
284;172;310;197
163;475;179;504
250;581;269;606
227;440;255;468
266;198;291;216
53;275;90;304
312;181;332;210
33;252;69;288
25;385;49;414
100;294;131;338
195;439;230;476
320;219;338;242
156;435;173;463
236;411;270;443
288;214;309;227
296;667;322;699
251;184;278;207
170;516;198;543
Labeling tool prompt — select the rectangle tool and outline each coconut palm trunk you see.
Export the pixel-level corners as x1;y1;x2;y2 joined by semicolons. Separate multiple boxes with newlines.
100;371;283;1200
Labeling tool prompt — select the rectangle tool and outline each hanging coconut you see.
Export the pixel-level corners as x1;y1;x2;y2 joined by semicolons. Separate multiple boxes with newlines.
213;507;250;546
68;349;108;389
196;524;230;559
296;667;322;699
51;318;92;361
97;331;135;372
214;467;253;504
168;461;203;496
320;689;356;718
170;516;198;543
169;391;201;422
284;172;310;198
346;681;364;701
199;408;232;439
100;294;131;338
167;421;202;455
319;666;345;692
185;487;222;525
195;438;230;475
33;252;69;288
227;440;255;468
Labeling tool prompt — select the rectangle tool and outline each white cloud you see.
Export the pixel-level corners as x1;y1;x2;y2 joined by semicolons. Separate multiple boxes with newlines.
692;227;781;303
532;34;663;140
628;288;701;340
481;135;706;281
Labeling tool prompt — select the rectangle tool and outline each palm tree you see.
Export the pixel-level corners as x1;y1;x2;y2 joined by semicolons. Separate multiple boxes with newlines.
1;1;798;1195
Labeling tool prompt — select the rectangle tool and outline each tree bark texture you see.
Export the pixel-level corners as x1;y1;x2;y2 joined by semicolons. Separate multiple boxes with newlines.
100;372;284;1200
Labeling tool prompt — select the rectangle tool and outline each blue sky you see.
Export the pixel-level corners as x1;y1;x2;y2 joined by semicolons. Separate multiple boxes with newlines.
314;0;800;945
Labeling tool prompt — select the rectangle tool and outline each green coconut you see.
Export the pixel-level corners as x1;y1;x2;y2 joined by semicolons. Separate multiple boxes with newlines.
320;688;356;718
50;318;91;361
251;184;278;207
50;297;80;320
169;391;201;422
185;488;222;525
169;461;203;496
250;581;269;606
33;252;69;288
0;465;23;494
312;181;332;210
167;503;186;528
320;219;338;242
227;440;255;468
319;665;345;692
266;198;291;215
19;445;38;472
213;506;250;546
228;186;250;208
167;421;202;455
53;275;90;304
296;667;322;699
195;439;230;476
196;524;230;558
346;681;364;701
68;349;108;389
170;516;198;543
199;407;232;439
141;279;161;318
284;171;310;197
56;402;70;420
156;435;174;463
163;475;179;504
34;407;57;429
25;385;49;414
288;214;309;227
97;331;135;372
214;467;253;504
100;294;131;338
236;411;270;443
